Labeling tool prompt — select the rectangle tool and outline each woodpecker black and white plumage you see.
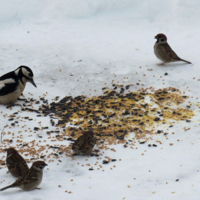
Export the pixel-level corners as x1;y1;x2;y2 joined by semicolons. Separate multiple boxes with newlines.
0;65;37;105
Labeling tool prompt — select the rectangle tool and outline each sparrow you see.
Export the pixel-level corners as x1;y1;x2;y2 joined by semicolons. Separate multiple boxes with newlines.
72;131;96;155
0;161;47;191
154;33;191;65
0;65;37;105
6;148;29;178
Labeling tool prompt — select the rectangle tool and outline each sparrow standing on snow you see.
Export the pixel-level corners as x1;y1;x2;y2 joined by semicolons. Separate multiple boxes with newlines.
154;33;191;65
0;65;37;105
6;148;29;178
0;161;47;191
72;131;96;155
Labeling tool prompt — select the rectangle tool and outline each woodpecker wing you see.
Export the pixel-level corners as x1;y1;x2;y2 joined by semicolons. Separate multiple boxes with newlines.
0;72;18;96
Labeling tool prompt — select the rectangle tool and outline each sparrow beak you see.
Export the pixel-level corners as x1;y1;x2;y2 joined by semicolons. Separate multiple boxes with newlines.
30;79;37;88
154;36;157;39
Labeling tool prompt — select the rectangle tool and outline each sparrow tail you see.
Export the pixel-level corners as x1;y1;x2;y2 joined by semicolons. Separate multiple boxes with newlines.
0;183;16;191
180;59;191;64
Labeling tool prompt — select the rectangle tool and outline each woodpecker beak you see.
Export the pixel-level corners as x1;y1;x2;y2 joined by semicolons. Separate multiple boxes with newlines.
30;79;37;88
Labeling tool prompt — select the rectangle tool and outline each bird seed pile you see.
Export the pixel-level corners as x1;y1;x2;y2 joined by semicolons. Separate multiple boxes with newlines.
41;84;194;144
0;84;194;169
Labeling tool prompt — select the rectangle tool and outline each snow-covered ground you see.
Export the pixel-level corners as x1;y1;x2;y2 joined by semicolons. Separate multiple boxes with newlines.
0;0;200;199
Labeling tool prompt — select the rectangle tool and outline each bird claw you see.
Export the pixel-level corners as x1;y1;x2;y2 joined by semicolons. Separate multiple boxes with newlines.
35;187;41;190
157;63;165;66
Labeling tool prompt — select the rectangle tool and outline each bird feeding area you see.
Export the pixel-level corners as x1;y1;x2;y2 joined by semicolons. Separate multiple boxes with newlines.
0;84;194;167
45;85;194;142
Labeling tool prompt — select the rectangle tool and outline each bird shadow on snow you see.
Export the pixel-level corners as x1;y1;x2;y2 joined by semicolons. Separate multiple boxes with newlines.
156;62;192;67
0;189;26;195
61;159;84;176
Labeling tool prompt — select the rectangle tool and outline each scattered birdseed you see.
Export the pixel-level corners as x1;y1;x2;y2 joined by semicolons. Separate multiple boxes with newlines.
102;160;109;164
0;85;194;170
139;141;145;144
157;130;162;134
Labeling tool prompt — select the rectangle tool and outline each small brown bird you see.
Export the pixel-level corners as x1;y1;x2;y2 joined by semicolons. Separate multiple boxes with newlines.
6;148;29;177
72;131;96;155
0;161;47;191
154;33;191;65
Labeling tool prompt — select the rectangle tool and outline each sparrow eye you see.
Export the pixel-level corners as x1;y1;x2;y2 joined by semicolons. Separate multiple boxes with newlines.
161;38;165;42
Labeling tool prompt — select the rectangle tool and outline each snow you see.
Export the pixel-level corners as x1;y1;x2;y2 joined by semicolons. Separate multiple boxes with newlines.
0;0;200;199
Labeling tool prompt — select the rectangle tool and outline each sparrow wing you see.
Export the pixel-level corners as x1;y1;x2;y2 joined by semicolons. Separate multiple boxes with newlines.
15;153;29;176
15;165;38;183
6;153;29;177
160;43;181;60
72;133;96;155
6;154;22;177
72;135;84;151
6;160;21;177
73;134;95;149
19;177;38;185
85;135;96;149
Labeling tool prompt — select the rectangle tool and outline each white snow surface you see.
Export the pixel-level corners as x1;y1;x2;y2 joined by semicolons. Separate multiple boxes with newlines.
0;0;200;199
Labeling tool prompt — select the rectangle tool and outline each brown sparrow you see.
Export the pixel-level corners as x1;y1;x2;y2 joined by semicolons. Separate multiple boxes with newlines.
154;33;191;65
0;161;47;191
6;148;29;177
72;131;96;155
